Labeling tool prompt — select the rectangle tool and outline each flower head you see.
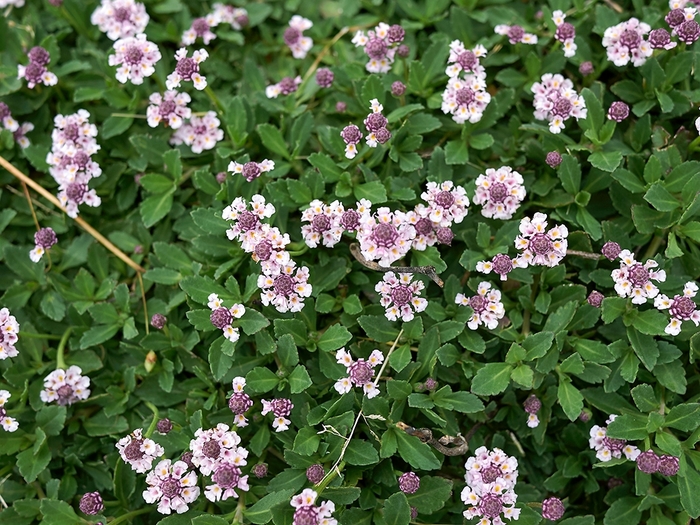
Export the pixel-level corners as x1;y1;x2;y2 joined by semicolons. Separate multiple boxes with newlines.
205;462;250;502
356;208;415;266
18;47;58;89
648;28;677;49
523;394;541;428
612;250;666;304
546;151;563;168
462;447;520;524
456;282;506;330
601;241;622;261
608;101;630;122
166;48;208;90
352;23;405;73
587;291;604;308
657;455;679;476
442;41;490;124
291;489;337;525
495;24;538;45
91;0;149;40
40;366;90;406
531;73;587;133
334;347;384;399
301;200;345;248
170;111;223;154
514;213;568;268
0;390;18;432
477;253;517;281
116;428;165;473
183;17;217;45
147;91;191;129
398;472;420;494
228;376;253;427
285;16;314;59
341;124;363;159
151;313;167;329
207;293;245;342
0;308;19;361
109;33;161;84
589;415;640;462
144;459;200;515
190;423;248;476
375;272;428;322
654;281;700;335
542;497;565;521
266;76;302;98
257;261;312;313
211;4;248;29
228;158;275;183
261;398;294;431
306;464;325;484
79;492;104;515
30;227;58;262
603;18;653;67
473;166;526;220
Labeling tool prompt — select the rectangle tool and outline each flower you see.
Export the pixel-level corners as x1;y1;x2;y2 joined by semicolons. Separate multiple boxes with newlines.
587;291;604;308
306;464;325;484
579;61;594;75
30;227;58;262
261;398;294;431
291;489;337;525
170;111;224;154
611;250;666;304
494;24;538;44
455;282;506;330
375;272;428;322
144;459;200;515
166;48;208;90
477;253;517;281
546;151;563;168
0;102;19;132
151;313;167;329
588;415;640;462
157;418;173;434
285;16;314;59
301;200;344;248
0;390;18;432
654;281;700;335
211;4;248;29
147;91;191;129
352;23;405;73
57;182;102;219
542;497;565;521
648;28;677;49
552;10;576;57
657;455;679;476
602;18;653;67
228;158;275;183
109;33;161;84
79;492;104;515
315;68;334;88
257;261;312;313
18;47;58;89
91;0;149;40
190;423;248;476
514;213;568;268
608;101;630;122
223;195;276;251
228;376;254;427
523;394;541;428
116;428;165;473
205;462;250;502
601;241;622;260
13;121;34;148
340;124;363;159
253;463;268;478
442;41;490;124
266;76;302;98
391;81;406;96
473;166;526;220
207;293;245;343
336;101;347;112
421;181;469;227
356;208;415;266
636;450;660;474
182;17;217;45
666;7;696;31
363;99;391;147
677;19;700;43
40;366;90;405
398;472;420;494
531;73;587;133
462;447;520;524
334;347;384;399
0;308;19;360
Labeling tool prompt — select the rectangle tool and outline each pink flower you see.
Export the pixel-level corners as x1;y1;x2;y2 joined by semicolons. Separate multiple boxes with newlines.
228;158;275;182
116;428;165;473
266;76;302;98
261;398;294;431
473;166;526;220
654;281;700;335
611;249;666;304
284;16;314;59
442;41;490;124
109;33;161;84
356;208;415;266
250;224;292;275
170;111;223;154
204;462;249;502
13;122;33;149
91;0;149;41
222;195;276;251
456;282;505;330
166;48;208;90
352;23;405;73
290;489;337;525
494;24;538;44
0;102;19;132
531;73;587;134
18;55;58;89
40;366;91;405
211;4;248;30
228;377;253;427
477;253;517;281
182;17;217;45
143;459;200;514
462;447;520;524
334;348;384;399
0;308;20;360
57;181;102;219
0;390;18;432
551;10;577;57
421;181;469;227
301;200;345;248
147;91;191;129
514;213;568;268
207;293;245;342
30;227;58;263
602;18;653;67
375;272;428;322
257;261;312;313
189;423;248;476
589;415;640;462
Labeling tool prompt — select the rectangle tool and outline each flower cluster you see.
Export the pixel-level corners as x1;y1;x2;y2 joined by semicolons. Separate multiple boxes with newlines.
542;497;566;521
340;124;363;159
602;18;653;67
211;3;249;30
301;200;345;248
266;75;302;98
0;103;32;149
611;249;666;304
636;450;679;476
228;376;254;427
109;33;161;85
364;99;391;148
166;48;208;91
182;17;217;46
261;398;294;432
356;207;415;266
207;293;245;342
147;91;192;129
91;0;149;40
461;447;521;525
514;213;568;268
18;46;58;89
455;282;506;330
46;110;102;218
79;492;104;515
531;73;587;133
284;16;313;59
442;40;490;124
30;227;58;263
291;489;337;525
116;428;165;473
473;166;526;220
228;158;275;182
523;394;542;428
352;22;405;73
144;460;200;514
477;253;517;281
494;24;538;45
40;366;91;406
0;390;18;432
375;272;428;322
334;347;384;399
589;415;640;462
0;307;20;360
552;10;577;57
666;7;700;44
170;111;223;153
654;281;700;335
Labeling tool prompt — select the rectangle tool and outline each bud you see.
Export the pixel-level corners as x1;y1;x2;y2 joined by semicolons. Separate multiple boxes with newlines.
157;418;173;434
144;350;157;373
306;464;325;484
150;313;166;330
253;463;268;478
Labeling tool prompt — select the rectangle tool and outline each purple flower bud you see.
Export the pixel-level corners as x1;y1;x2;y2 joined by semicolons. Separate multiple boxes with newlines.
391;81;406;97
523;394;541;414
374;127;391;144
306;464;325;484
24;62;47;86
236;14;249;27
216;172;227;184
349;360;373;384
294;506;318;525
229;392;253;414
546;151;562;168
657;455;679;476
386;24;405;44
423;377;438;391
579;410;591;422
492;254;514;278
284;27;302;46
601;241;621;261
150;313;167;329
608;101;629;122
335;101;347;113
210;307;233;329
0;102;10;120
607;477;623;489
340;209;360;231
181;451;195;469
666;9;686;28
479;493;503;518
435;226;453;246
457;50;477;71
156;418;172;434
555;22;576;42
587;291;604;308
34;227;57;249
270;398;293;417
397;44;410;57
79;492;104;515
273;274;294;296
48;0;64;5
677;20;700;44
542;497;565;521
507;25;525;44
365;37;388;60
341;124;362;145
579;61;594;76
213;463;242;489
66;182;87;204
619;29;642;49
28;46;51;66
365;112;388;133
253;463;268;478
636;450;660;474
133;245;143;254
649;28;672;49
398;472;420;494
456;87;475;106
315;68;334;88
279;76;299;95
410;507;418;519
242;162;262;182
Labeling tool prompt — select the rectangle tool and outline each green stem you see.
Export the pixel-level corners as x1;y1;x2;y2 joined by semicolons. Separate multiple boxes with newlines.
521;274;540;336
643;235;664;260
287;246;309;257
689;136;700;154
109;507;152;525
315;461;345;496
144;401;159;438
56;327;72;370
205;85;225;114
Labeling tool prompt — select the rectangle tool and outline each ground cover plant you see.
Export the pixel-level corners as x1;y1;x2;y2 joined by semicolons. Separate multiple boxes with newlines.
1;0;700;524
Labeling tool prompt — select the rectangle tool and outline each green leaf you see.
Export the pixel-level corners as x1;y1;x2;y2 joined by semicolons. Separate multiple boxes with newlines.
40;291;66;322
406;476;453;514
247;367;281;394
644;183;680;212
627;327;659;370
611;168;646;193
581;87;604;133
603;497;642;525
36;406;66;436
395;429;441;470
192;516;230;525
588;151;623;172
469;133;494;150
288;365;312;394
558;378;584;421
678;463;700;518
345;439;379;466
471;363;513;396
244;490;295;525
39;499;81;525
256;124;291;159
17;441;51;483
140;191;174;228
444;139;468;164
293;427;320;456
239;309;270;335
559;155;581;194
80;323;121;349
606;413;648;440
630;384;658;412
631;310;668;336
354;181;388;204
357;315;400;343
383;493;411;525
664;403;700;431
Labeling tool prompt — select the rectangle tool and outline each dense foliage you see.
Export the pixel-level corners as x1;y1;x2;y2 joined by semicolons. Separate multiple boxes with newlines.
1;0;700;525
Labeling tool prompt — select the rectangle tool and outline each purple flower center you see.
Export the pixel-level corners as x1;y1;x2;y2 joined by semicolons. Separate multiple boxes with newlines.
666;9;686;28
160;478;182;499
63;123;80;142
552;97;573;118
398;472;420;494
237;211;259;232
312;214;331;233
56;384;74;405
316;68;334;88
457;50;477;71
349;360;373;385
480;465;501;484
212;464;241;489
657;455;679;476
72;151;90;168
546;151;562;168
229;392;253;414
254;240;273;261
436;227;453;245
294;506;319;525
603;436;626;453
272;398;292;417
341;125;362;145
649;28;672;48
530;233;553;255
677;20;700;44
0;102;9;119
35;227;57;249
210;307;233;329
242;162;261;182
636;450;660;474
24;62;46;84
386;24;405;44
371;223;399;248
28;46;51;66
479;493;504;519
66;183;87;203
279;77;298;95
619;29;641;49
273;274;294;296
555;22;575;41
523;394;541;414
587;291;604;308
434;190;455;208
123;439;145;460
365;37;388;60
175;57;198;80
391;285;412;307
608;101;629;122
192;18;210;36
159;99;177;116
507;25;525;43
113;7;131;22
488;182;508;203
341;209;360;231
284;27;302;46
542;497;565;521
469;294;487;313
628;264;650;287
157;418;172;434
202;439;221;459
492;254;513;276
670;296;696;320
365;112;388;132
306;464;325;484
415;218;434;236
123;45;144;65
456;87;475;106
375;128;391;144
601;241;621;261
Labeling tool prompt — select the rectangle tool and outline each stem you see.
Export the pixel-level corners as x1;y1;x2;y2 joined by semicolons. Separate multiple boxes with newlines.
137;273;149;335
287;246;309;257
204;85;225;114
349;243;444;288
144;401;159;438
0;155;145;273
56;327;72;370
643;235;664;260
566;249;601;260
109;507;152;525
315;461;345;496
110;113;147;119
521;273;540;336
20;181;40;231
